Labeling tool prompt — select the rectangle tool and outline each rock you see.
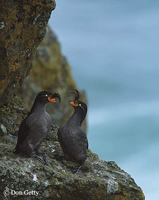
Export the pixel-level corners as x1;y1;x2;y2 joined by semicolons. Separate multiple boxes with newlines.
0;124;7;135
0;0;56;105
31;26;76;92
0;96;27;137
0;129;145;200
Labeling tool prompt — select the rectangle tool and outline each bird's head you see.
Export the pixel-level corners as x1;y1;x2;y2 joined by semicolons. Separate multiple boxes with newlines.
69;89;87;112
35;91;61;104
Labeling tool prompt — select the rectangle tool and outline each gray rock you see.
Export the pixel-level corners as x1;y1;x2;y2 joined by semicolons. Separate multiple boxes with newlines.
0;130;145;200
0;124;7;135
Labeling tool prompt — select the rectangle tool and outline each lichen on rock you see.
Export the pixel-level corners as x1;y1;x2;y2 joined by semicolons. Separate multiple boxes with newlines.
0;0;56;105
0;130;145;200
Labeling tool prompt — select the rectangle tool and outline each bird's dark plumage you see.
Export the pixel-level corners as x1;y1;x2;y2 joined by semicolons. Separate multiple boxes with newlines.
58;90;88;165
15;91;60;156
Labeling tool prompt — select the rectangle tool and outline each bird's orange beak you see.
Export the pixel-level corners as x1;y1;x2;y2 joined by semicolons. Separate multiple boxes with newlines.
48;97;57;103
48;93;61;104
70;100;78;107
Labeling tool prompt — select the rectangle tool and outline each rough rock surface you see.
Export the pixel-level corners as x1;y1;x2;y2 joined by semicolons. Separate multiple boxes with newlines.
0;128;145;200
0;0;56;105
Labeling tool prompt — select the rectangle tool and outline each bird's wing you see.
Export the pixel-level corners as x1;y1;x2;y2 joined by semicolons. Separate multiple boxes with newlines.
15;117;30;152
57;126;88;155
66;127;88;150
76;128;88;149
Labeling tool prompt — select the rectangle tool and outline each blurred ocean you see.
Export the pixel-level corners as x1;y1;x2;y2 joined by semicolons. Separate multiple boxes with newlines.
49;1;159;199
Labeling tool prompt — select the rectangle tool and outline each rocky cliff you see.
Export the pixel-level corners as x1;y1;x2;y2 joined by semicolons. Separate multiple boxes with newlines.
0;0;56;105
0;1;145;200
0;134;144;200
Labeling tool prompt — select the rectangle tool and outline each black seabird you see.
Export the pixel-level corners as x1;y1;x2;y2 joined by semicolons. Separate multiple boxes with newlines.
15;91;61;158
58;90;88;169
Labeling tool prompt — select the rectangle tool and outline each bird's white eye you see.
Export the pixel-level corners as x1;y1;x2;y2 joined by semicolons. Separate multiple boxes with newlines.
45;94;48;97
79;104;81;107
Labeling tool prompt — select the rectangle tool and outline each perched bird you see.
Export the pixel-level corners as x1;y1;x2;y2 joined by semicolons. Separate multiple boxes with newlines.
57;90;88;168
15;91;61;158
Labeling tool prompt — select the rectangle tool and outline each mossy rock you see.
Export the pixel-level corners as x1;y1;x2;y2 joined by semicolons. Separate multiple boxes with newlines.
0;0;56;105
